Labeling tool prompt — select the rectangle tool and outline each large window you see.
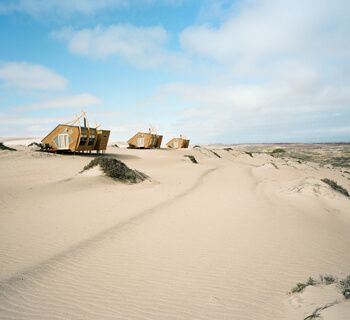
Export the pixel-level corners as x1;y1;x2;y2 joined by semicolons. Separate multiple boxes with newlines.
137;137;145;147
79;134;88;146
88;135;95;146
57;134;69;149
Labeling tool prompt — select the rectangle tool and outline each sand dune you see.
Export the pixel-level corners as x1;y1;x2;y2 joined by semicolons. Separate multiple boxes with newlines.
0;144;349;319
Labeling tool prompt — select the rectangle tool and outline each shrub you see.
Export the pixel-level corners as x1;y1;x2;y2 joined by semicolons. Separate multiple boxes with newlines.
28;142;51;151
321;178;349;197
0;142;16;151
244;151;253;157
184;155;198;164
306;277;317;286
82;157;148;183
330;156;350;168
339;275;350;299
320;274;337;285
290;277;317;294
224;148;233;151
271;148;286;156
211;150;221;158
291;282;308;293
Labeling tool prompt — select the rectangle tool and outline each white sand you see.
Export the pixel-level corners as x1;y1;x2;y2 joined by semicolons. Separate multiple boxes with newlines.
0;144;349;319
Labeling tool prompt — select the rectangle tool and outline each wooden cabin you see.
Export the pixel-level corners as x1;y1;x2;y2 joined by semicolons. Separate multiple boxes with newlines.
166;136;190;149
127;131;163;149
41;113;110;153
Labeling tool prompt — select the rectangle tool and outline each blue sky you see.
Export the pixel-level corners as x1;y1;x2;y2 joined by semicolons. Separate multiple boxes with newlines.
0;0;349;143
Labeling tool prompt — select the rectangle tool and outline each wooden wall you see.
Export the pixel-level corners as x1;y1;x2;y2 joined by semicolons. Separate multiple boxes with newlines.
128;132;163;149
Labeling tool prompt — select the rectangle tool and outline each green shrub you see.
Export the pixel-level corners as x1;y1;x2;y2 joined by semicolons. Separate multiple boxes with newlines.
291;282;308;293
330;156;350;168
290;277;317;294
28;142;51;151
184;155;198;164
271;148;286;156
306;277;317;286
291;274;350;299
0;142;16;151
82;157;148;183
320;274;337;285
211;150;221;158
339;275;350;299
321;178;349;197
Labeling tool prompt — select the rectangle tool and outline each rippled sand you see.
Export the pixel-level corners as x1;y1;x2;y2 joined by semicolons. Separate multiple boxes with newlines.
0;144;349;319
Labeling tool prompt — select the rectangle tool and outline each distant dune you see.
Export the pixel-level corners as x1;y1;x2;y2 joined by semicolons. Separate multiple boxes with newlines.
0;141;349;320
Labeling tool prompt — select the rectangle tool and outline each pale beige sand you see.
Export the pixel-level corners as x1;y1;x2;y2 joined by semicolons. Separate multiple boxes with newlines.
0;143;349;319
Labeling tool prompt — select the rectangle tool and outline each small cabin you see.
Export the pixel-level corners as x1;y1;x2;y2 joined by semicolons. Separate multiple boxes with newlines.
127;132;163;149
41;113;110;153
166;137;190;149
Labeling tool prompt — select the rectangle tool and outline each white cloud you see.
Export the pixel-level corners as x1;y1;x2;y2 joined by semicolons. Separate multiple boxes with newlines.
0;62;68;91
143;0;350;143
180;0;350;65
153;71;350;143
53;25;187;69
0;114;65;126
0;114;76;137
14;93;101;111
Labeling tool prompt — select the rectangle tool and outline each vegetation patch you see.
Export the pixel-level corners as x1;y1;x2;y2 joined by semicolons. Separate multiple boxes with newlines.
28;142;51;151
0;142;16;151
184;155;198;164
320;274;337;285
330;156;350;168
321;178;349;197
271;148;286;157
339;275;350;299
270;162;279;169
290;274;350;299
244;151;253;157
82;157;148;183
290;282;308;294
288;152;313;162
224;147;233;151
211;150;221;158
290;277;318;294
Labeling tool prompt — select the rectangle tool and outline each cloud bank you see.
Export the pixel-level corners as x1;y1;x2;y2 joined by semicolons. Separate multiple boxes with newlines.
159;0;350;142
53;25;186;69
0;62;68;91
14;93;101;111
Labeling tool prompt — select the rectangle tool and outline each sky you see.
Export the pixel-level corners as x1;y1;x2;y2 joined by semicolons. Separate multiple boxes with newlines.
0;0;349;144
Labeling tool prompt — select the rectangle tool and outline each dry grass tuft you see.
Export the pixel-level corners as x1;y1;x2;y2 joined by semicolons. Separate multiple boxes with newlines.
0;142;16;151
82;157;148;183
184;155;198;164
321;178;349;197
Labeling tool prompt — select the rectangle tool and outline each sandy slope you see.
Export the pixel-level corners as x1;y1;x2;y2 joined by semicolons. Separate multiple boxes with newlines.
0;144;349;319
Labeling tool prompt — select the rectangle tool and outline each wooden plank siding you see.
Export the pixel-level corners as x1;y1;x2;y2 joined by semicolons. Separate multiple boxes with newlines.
127;132;163;149
42;124;110;153
166;138;190;149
